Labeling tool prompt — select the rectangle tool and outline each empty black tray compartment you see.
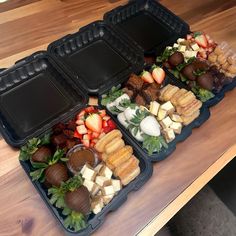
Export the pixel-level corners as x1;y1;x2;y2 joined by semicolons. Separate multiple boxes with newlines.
0;52;88;147
20;113;153;236
48;21;144;95
104;0;189;54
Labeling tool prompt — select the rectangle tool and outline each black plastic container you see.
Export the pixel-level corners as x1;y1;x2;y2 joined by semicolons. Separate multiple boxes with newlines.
0;51;88;147
99;73;211;162
20;116;153;235
48;21;144;95
104;0;189;55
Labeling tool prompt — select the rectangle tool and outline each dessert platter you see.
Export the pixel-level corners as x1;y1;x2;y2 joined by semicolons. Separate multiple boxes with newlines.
0;0;235;235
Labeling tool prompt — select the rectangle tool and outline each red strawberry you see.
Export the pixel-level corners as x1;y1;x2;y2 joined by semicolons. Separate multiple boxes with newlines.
91;132;100;139
107;119;116;130
82;139;90;148
141;70;154;83
102;120;108;128
195;34;208;48
87;129;92;134
77;125;87;135
85;106;97;113
76;119;84;125
102;115;110;121
99;110;106;117
103;126;113;134
85;114;102;133
74;130;82;139
77;110;85;120
83;134;91;140
151;66;165;84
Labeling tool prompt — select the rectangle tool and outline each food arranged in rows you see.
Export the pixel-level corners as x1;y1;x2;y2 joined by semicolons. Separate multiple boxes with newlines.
19;107;141;231
101;70;202;155
157;31;235;102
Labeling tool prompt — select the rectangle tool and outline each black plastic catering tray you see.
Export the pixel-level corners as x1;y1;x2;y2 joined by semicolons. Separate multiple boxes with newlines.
98;71;210;162
0;51;152;235
48;20;144;96
0;51;88;147
104;0;189;55
20;123;153;236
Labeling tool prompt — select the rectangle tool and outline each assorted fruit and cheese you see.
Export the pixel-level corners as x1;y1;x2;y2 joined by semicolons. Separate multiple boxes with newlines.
157;31;235;102
19;107;141;231
101;72;202;154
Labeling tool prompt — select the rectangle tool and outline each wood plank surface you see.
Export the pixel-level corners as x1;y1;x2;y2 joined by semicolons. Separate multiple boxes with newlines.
0;0;235;236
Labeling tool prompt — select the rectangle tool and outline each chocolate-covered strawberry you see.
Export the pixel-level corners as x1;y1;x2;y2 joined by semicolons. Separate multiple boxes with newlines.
48;175;89;231
168;51;184;67
30;149;69;186
31;146;52;163
19;134;50;161
45;163;68;187
65;186;90;215
182;64;196;81
197;72;214;90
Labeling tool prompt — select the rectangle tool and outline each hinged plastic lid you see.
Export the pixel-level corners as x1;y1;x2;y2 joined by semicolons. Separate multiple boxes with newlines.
104;0;190;54
0;51;88;147
48;21;144;95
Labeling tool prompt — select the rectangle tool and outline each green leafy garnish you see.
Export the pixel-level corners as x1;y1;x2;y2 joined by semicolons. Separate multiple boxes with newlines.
179;73;188;82
117;98;136;110
156;47;178;63
19;134;50;161
64;211;87;232
192;87;215;102
30;168;46;182
193;32;202;38
109;106;122;114
193;69;206;77
48;149;65;165
142;134;168;155
101;85;123;106
48;186;66;209
129;109;150;126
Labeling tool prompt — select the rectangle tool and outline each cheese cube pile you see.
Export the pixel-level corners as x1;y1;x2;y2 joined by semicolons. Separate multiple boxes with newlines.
81;163;122;215
149;100;183;143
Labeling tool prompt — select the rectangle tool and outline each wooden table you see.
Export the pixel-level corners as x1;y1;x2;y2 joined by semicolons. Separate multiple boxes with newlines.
0;1;236;235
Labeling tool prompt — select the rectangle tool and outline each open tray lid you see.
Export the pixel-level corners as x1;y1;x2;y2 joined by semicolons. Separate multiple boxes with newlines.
104;0;190;55
0;51;89;147
48;20;144;96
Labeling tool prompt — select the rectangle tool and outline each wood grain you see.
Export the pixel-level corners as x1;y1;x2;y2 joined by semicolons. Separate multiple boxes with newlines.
0;1;235;236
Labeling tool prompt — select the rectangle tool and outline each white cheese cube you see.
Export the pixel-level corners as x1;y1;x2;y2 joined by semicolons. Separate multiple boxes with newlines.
157;109;167;121
103;194;114;205
162;128;175;143
94;163;103;173
170;113;183;123
111;179;122;192
178;45;186;52
91;184;100;197
160;101;175;114
102;185;115;196
177;38;185;43
83;179;95;192
149;101;160;116
173;43;179;48
99;165;113;179
91;197;104;214
170;122;182;134
80;164;87;175
184;50;197;58
82;165;97;181
166;46;172;50
95;176;110;187
160;116;173;129
190;43;200;51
